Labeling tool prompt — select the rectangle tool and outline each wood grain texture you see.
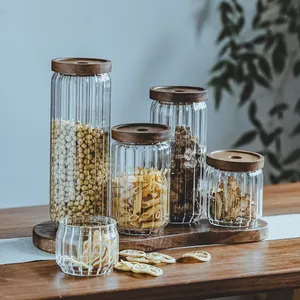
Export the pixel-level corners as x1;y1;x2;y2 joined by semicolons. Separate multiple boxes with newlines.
120;219;268;251
1;183;300;299
1;182;298;240
32;221;57;254
32;219;268;253
111;123;171;144
51;58;112;76
263;183;300;216
1;238;300;300
0;205;48;239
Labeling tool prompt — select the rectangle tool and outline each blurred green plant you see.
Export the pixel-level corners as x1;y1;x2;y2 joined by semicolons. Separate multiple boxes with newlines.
208;0;300;183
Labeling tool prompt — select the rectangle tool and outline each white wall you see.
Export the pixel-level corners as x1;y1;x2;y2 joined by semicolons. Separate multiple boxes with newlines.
0;0;298;208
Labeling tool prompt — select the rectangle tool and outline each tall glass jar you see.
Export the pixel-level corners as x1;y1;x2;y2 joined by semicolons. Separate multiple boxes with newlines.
206;150;264;228
50;58;111;223
149;86;207;224
111;123;171;235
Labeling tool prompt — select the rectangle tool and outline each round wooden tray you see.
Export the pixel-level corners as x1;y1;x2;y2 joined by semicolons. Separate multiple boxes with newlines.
33;219;268;254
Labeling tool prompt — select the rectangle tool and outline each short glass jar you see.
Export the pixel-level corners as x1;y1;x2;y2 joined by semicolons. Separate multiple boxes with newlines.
56;216;118;276
111;123;171;235
149;86;207;224
206;150;264;228
49;58;111;223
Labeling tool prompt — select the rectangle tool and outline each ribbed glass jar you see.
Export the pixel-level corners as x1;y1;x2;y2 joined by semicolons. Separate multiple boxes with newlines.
149;86;207;224
206;150;264;228
56;216;118;276
50;58;111;223
111;123;171;235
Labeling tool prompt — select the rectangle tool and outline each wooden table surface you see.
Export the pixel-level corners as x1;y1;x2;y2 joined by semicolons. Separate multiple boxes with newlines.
1;183;300;300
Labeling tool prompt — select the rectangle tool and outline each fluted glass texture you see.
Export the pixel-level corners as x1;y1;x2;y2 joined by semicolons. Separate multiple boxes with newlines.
150;102;207;223
50;73;111;222
206;166;263;227
56;216;118;276
111;142;171;235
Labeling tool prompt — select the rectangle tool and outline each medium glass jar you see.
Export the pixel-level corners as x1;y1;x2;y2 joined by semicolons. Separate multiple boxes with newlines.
56;216;118;276
206;150;264;228
149;86;207;224
111;123;171;235
49;58;111;223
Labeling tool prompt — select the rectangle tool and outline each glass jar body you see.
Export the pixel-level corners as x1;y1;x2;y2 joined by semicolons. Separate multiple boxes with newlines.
56;216;118;276
150;101;207;223
111;141;171;235
50;73;111;223
206;166;263;227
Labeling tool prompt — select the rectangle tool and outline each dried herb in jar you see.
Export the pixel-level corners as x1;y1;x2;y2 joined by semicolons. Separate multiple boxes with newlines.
170;125;204;223
209;176;257;227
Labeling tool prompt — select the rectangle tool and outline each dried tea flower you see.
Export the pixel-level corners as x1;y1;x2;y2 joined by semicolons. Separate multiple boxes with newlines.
170;125;205;223
209;176;257;227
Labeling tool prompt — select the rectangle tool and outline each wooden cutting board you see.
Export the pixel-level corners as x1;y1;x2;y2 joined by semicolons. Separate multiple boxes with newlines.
33;219;268;253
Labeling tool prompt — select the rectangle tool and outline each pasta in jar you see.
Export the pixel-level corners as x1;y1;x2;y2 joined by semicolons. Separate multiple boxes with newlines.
111;123;171;235
112;168;169;234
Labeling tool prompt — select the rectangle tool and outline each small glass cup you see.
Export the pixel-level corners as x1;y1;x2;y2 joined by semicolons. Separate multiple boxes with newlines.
56;216;119;276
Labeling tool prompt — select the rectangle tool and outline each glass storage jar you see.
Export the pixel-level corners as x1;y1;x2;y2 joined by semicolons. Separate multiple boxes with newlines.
206;150;264;228
111;123;171;235
149;86;207;224
50;58;111;223
56;215;118;276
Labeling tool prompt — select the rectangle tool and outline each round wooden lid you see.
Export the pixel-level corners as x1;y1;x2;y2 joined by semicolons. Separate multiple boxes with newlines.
206;150;265;172
112;123;171;145
149;86;208;104
51;58;112;76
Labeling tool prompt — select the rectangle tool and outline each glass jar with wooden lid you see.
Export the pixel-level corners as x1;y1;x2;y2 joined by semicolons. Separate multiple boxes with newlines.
149;86;207;224
111;123;171;235
206;150;264;228
49;58;112;223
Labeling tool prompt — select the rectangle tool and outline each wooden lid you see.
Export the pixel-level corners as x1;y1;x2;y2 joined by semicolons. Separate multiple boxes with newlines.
149;86;208;104
206;150;264;172
51;58;112;76
112;123;171;145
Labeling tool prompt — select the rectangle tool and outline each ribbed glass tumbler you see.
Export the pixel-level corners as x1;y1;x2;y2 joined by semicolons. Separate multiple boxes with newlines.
56;216;119;276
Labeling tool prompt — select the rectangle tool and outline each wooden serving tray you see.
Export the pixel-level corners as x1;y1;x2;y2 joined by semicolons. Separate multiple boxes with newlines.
33;219;268;253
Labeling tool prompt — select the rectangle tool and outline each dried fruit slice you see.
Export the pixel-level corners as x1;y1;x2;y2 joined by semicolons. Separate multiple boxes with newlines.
146;252;176;264
182;250;211;262
116;260;163;276
126;256;162;264
119;249;146;258
114;261;131;271
130;262;163;277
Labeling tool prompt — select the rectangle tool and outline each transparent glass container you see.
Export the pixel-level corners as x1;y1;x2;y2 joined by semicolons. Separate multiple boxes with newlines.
149;86;207;224
56;216;118;276
111;123;171;235
50;58;111;223
206;150;264;228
